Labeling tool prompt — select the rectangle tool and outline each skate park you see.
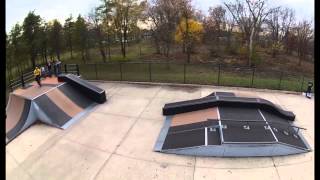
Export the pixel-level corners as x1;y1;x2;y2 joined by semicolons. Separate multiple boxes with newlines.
6;70;314;180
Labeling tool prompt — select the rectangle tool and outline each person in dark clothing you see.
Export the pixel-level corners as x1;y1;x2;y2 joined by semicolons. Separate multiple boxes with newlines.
53;60;57;76
33;66;42;87
305;82;313;99
47;61;52;77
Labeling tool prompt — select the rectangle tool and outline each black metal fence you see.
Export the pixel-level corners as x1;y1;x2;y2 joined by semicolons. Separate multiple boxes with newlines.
5;61;314;103
76;62;313;92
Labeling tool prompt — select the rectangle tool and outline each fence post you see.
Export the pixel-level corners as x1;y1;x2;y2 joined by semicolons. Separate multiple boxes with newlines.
218;64;221;85
65;64;68;73
76;64;80;76
300;76;305;92
183;63;186;84
251;67;255;88
94;63;98;79
119;62;123;81
278;72;283;89
149;62;152;82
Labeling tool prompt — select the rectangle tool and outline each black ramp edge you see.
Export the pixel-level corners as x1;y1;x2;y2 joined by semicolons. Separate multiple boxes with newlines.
58;74;106;104
162;96;295;121
219;107;264;121
58;84;95;109
221;121;276;142
260;110;289;123
272;124;308;149
168;120;217;133
35;95;71;127
6;99;31;140
215;92;235;97
162;128;205;150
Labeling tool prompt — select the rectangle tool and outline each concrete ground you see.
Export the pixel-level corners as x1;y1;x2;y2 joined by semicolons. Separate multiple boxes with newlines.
6;82;314;180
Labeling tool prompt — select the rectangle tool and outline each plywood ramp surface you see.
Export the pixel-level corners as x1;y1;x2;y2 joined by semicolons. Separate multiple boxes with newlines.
6;95;25;133
171;108;218;127
46;89;84;117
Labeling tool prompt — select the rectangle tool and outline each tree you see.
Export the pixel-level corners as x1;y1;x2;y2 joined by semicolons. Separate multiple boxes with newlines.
7;24;26;73
224;0;274;66
175;19;203;53
147;0;182;57
266;7;295;58
73;15;89;62
295;20;313;65
38;22;49;63
64;15;74;59
180;0;194;63
98;0;115;60
22;11;42;68
48;19;63;60
88;8;107;62
204;5;227;56
280;8;295;54
112;0;146;58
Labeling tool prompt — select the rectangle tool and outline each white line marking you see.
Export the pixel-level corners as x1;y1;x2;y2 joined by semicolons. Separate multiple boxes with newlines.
258;109;278;142
31;82;66;100
205;127;208;146
217;107;224;143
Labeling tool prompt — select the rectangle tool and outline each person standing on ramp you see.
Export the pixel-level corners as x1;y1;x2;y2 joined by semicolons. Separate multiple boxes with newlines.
34;66;42;87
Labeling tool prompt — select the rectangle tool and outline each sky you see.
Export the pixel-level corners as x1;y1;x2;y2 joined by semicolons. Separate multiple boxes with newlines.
6;0;314;33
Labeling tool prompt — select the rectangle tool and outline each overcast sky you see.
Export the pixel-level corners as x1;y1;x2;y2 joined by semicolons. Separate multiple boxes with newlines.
6;0;314;33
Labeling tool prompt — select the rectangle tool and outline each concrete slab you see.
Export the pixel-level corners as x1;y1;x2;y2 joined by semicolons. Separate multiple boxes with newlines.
272;151;314;166
6;151;19;175
6;123;61;163
194;166;280;180
116;117;195;166
64;112;136;152
276;161;314;180
196;157;274;169
24;139;110;180
114;84;161;98
140;97;174;120
94;94;151;117
92;82;127;97
95;154;194;180
155;85;201;100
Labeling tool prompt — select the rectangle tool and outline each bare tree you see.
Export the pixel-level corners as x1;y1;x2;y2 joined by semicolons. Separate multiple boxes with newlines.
88;8;107;62
295;20;313;65
280;8;295;54
180;0;193;63
224;0;274;66
266;7;295;58
147;0;182;57
205;5;226;56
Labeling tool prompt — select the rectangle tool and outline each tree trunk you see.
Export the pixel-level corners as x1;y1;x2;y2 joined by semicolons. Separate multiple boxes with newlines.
123;30;127;58
186;17;190;63
99;40;106;62
70;44;73;59
81;50;85;63
248;27;255;67
57;51;60;61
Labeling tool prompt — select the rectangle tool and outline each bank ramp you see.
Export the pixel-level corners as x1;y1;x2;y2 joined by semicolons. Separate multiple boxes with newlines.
6;76;106;144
